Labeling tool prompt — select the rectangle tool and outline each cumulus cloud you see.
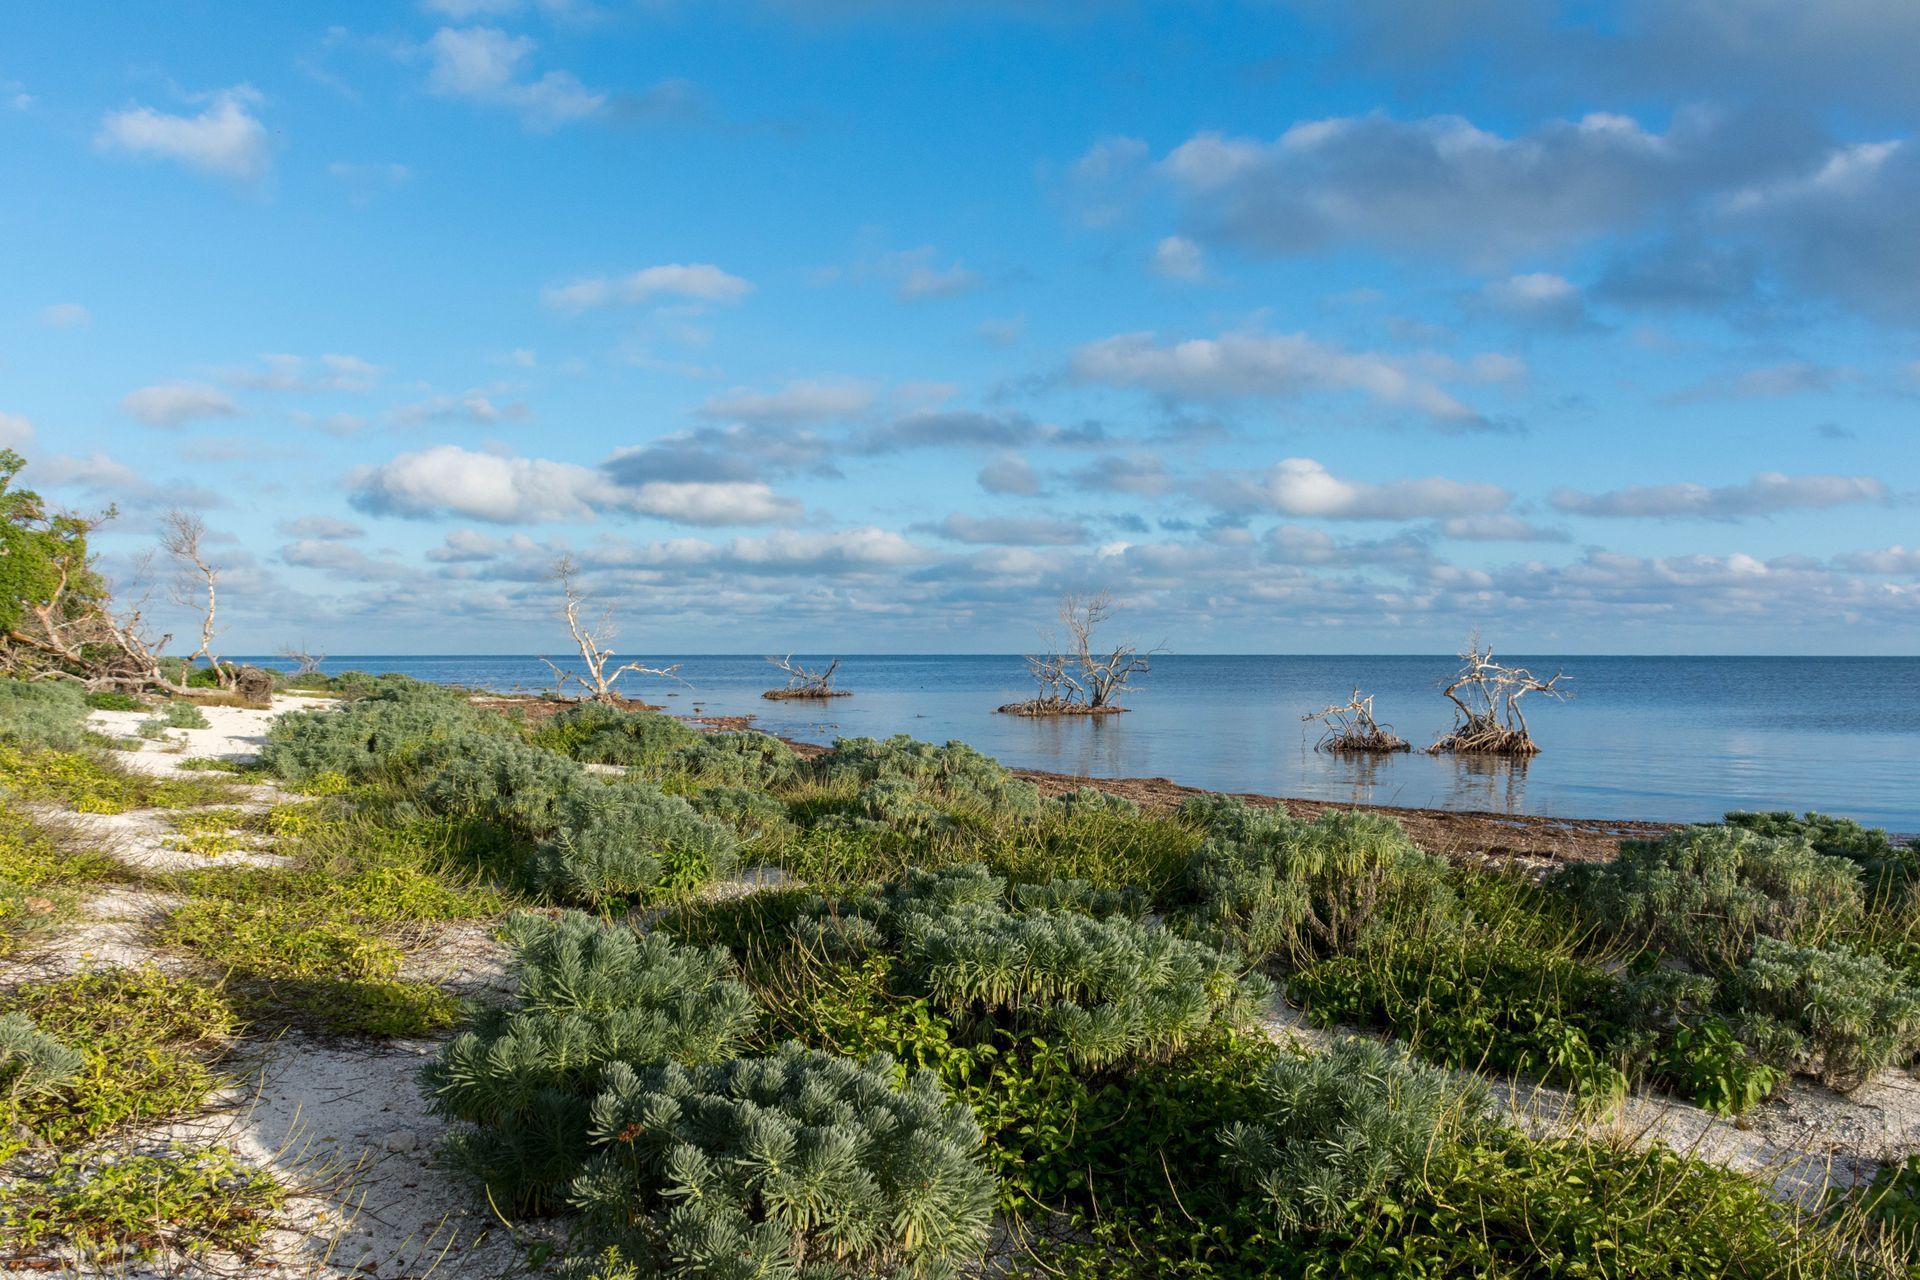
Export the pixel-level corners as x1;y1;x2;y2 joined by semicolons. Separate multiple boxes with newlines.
542;263;754;311
698;378;876;423
122;382;240;427
281;539;411;580
424;26;605;128
0;412;33;450
1152;111;1718;266
395;392;532;426
1068;454;1172;496
926;513;1090;546
856;409;1099;454
96;87;271;180
602;423;840;487
977;454;1043;496
1200;457;1510;520
1150;235;1207;281
1666;360;1847;403
1265;524;1434;569
348;444;800;526
1834;546;1920;575
275;515;365;541
1475;272;1598;330
228;353;381;394
39;303;90;329
1434;514;1571;542
1551;472;1889;519
1071;330;1515;427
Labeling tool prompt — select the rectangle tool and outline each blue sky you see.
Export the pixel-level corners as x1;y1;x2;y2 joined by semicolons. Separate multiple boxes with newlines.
3;0;1917;655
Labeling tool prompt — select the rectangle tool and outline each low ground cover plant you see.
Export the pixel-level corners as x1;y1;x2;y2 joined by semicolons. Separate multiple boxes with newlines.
0;1145;286;1263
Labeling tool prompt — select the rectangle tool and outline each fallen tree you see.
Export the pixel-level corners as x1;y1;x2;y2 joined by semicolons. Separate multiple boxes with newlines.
1428;637;1569;756
0;451;242;698
998;591;1156;717
1303;688;1410;754
763;654;850;700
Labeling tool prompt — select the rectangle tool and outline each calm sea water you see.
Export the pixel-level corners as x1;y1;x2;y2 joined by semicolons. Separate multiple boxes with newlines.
235;655;1920;831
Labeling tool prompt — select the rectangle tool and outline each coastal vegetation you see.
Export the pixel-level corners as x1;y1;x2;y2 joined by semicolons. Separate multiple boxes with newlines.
0;469;1914;1273
1302;686;1411;753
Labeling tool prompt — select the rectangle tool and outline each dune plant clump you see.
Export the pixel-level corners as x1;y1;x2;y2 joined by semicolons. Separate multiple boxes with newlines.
800;864;1270;1069
425;911;759;1212
1223;1036;1489;1234
571;1045;997;1279
259;686;508;784
1557;824;1865;972
1178;802;1455;967
1727;809;1920;901
824;734;1042;815
1728;937;1920;1092
0;679;91;750
533;700;700;769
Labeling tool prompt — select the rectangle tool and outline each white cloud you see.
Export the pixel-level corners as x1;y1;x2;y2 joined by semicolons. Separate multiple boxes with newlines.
424;26;605;129
928;513;1089;546
698;378;876;423
1201;457;1510;520
95;87;271;180
1071;329;1510;427
1151;234;1207;281
349;444;799;526
1551;472;1889;519
39;303;90;329
622;481;801;526
0;412;33;450
1155;110;1709;265
28;452;142;491
395;392;532;426
899;259;980;299
122;381;240;428
1477;272;1596;329
542;263;754;311
228;352;381;394
978;454;1042;496
1834;545;1920;575
1435;514;1571;542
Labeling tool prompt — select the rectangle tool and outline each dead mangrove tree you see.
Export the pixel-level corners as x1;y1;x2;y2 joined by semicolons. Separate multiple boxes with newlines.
1303;688;1410;753
540;554;684;703
998;591;1156;716
1428;638;1569;756
763;654;850;700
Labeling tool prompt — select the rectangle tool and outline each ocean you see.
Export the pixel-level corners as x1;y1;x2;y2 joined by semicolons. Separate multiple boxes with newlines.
234;654;1920;831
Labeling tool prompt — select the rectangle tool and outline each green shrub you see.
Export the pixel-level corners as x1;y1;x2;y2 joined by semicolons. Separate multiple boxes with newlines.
1558;824;1864;971
0;1012;83;1102
160;700;210;729
412;732;585;835
528;780;740;905
1290;935;1633;1101
424;911;758;1212
83;690;141;712
533;701;699;769
2;968;233;1151
260;691;505;783
1842;1152;1920;1260
823;734;1041;815
1729;937;1920;1091
1180;808;1455;967
0;679;89;749
570;1044;997;1279
1223;1037;1488;1234
0;1145;286;1260
1049;786;1140;818
1726;810;1917;902
666;731;799;789
689;785;793;840
803;865;1270;1069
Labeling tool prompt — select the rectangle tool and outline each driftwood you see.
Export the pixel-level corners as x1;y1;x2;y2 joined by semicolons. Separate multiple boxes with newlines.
541;554;685;702
998;591;1155;717
1303;688;1410;753
1427;637;1569;756
277;645;326;676
763;654;850;700
161;509;233;690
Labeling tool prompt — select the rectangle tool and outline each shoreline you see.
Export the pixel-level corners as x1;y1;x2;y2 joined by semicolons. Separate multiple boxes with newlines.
470;694;1680;863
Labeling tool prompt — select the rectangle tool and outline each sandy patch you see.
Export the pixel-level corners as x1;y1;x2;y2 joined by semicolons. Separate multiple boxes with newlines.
151;1037;548;1280
87;701;293;780
60;806;290;875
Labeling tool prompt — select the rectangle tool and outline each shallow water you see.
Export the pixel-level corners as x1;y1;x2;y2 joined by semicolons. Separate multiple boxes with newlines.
238;654;1920;830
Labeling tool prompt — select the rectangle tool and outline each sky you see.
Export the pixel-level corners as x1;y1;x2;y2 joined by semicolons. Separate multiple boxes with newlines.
2;0;1917;656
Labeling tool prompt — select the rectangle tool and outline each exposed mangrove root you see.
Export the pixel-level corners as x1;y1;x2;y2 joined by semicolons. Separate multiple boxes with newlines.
1427;637;1569;757
763;654;850;700
1303;688;1410;753
995;697;1129;717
